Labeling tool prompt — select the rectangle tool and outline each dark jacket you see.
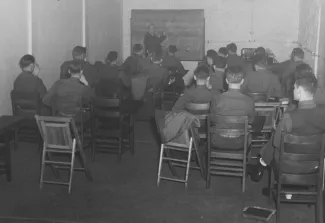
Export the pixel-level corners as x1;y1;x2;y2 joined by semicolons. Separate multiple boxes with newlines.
13;71;47;98
43;77;94;115
60;60;98;88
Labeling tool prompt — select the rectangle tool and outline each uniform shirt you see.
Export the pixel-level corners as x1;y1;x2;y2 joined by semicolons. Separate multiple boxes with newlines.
13;71;47;98
43;77;94;115
226;54;247;71
241;68;282;99
209;69;224;92
161;54;185;73
60;60;98;88
121;54;151;77
146;63;169;89
172;85;217;112
96;64;121;97
143;32;166;54
210;89;255;150
261;100;325;172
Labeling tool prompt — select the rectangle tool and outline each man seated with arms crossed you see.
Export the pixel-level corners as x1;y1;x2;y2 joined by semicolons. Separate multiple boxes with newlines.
60;46;97;88
43;61;94;121
172;65;216;112
210;66;255;149
241;53;282;100
257;73;325;173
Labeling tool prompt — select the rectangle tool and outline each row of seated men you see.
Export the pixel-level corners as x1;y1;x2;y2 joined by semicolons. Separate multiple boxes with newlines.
12;44;185;118
168;44;325;178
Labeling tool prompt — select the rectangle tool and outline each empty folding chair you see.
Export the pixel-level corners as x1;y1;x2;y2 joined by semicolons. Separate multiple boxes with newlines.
35;115;93;194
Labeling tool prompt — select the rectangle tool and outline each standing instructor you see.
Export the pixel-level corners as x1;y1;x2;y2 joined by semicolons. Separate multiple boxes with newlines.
143;23;167;57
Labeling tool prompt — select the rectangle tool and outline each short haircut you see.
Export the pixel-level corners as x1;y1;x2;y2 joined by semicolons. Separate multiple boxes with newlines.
292;48;304;59
106;51;118;62
218;47;228;56
19;54;35;69
296;63;312;77
133;44;143;53
213;55;226;69
168;45;178;54
194;65;210;80
255;47;266;56
206;49;217;59
68;60;83;74
252;53;266;66
226;66;244;83
226;43;237;53
295;73;317;94
72;46;86;57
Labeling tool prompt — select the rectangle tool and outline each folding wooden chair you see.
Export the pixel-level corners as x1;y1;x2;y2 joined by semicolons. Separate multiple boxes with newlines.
157;123;204;189
185;102;210;140
207;115;249;192
91;97;135;162
268;133;325;223
250;102;280;151
35;115;93;194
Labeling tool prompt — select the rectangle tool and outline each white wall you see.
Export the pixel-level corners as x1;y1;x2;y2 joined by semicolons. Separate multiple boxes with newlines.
0;0;29;115
87;0;123;63
32;0;83;88
123;0;299;75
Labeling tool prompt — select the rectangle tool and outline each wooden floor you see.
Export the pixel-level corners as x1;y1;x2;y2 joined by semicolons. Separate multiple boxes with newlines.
0;122;316;223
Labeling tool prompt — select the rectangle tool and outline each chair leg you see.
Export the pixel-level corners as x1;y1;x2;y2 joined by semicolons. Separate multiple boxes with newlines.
68;142;76;194
206;152;211;189
14;128;18;151
276;184;281;223
91;135;96;162
77;147;93;182
130;117;135;156
39;146;47;190
268;167;273;204
157;144;164;187
117;137;122;163
184;139;193;190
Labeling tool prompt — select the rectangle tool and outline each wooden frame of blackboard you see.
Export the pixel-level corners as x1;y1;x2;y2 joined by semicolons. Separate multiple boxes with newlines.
130;9;205;61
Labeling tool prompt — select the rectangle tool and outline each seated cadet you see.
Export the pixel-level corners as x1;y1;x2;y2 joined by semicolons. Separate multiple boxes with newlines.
172;65;216;112
210;66;255;149
121;44;151;78
258;73;325;173
60;46;97;88
146;49;169;91
241;54;282;100
43;60;94;118
96;51;120;97
226;43;248;73
198;49;218;71
270;47;301;76
280;48;305;96
161;45;185;73
14;54;47;99
208;55;226;92
217;47;228;59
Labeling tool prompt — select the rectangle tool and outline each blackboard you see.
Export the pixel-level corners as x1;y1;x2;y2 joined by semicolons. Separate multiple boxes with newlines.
131;9;205;61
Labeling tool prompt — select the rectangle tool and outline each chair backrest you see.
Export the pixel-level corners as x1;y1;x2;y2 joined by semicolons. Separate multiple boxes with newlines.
11;90;41;118
92;97;120;120
247;93;267;102
208;115;248;135
254;103;279;130
185;102;210;115
278;133;325;186
241;48;256;61
35;115;81;151
185;102;210;138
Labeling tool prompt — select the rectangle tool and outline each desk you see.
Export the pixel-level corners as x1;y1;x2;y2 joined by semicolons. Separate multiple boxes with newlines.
0;116;24;182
